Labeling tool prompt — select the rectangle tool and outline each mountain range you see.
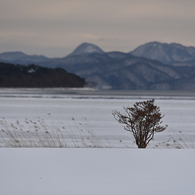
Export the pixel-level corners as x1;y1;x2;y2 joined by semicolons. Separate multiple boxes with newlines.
130;41;195;65
1;42;195;90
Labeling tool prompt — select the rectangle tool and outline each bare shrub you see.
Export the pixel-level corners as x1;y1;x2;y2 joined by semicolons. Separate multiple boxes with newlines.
112;99;167;148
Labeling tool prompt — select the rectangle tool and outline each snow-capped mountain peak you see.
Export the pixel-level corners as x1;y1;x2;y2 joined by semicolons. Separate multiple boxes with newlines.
130;41;195;64
67;43;105;57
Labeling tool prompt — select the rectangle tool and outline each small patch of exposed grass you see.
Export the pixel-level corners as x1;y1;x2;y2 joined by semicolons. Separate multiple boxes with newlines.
151;131;195;149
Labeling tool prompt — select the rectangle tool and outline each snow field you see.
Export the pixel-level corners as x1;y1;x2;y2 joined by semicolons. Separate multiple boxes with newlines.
1;149;195;195
1;94;195;194
1;97;195;148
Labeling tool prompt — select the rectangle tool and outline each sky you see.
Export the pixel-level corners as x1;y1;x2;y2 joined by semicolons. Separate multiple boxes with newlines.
1;0;195;58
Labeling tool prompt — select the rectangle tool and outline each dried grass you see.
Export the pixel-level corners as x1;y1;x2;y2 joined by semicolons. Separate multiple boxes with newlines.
151;131;195;149
1;117;194;149
0;116;112;148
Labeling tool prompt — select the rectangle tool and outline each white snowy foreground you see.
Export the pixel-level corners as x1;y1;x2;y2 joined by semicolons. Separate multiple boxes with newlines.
1;149;195;195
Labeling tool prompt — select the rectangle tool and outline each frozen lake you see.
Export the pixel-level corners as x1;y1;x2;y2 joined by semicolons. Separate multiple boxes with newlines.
1;89;195;148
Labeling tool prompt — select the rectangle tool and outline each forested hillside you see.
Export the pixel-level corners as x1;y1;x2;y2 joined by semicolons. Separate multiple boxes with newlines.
0;63;85;88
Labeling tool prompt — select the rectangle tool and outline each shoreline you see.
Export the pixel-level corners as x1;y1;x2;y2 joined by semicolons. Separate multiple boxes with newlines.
1;88;195;99
1;87;195;95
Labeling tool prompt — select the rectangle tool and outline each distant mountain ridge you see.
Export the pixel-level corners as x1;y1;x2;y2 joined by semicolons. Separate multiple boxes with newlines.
43;51;195;90
1;41;195;65
1;42;195;90
0;51;51;65
130;41;195;65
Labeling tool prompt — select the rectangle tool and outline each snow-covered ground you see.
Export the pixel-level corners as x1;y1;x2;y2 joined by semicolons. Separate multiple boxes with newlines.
0;92;195;148
0;90;195;194
1;149;195;195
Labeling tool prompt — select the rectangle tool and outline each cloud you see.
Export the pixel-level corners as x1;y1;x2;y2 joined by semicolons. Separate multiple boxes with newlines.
77;33;100;40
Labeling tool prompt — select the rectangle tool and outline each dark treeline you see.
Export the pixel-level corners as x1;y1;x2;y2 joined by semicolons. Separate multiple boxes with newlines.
0;63;86;88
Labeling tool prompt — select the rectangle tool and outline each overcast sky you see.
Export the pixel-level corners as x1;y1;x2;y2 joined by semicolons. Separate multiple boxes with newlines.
1;0;195;57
